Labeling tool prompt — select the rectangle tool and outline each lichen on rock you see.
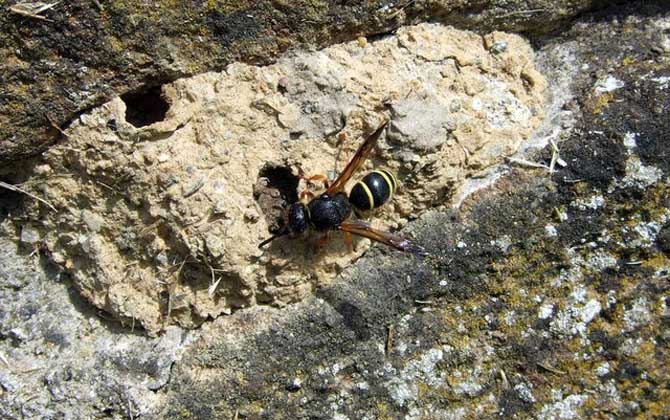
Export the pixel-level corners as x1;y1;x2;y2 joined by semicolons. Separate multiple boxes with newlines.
20;24;546;334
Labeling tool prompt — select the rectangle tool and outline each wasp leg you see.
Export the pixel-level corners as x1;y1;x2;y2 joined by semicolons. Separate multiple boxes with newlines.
315;231;330;253
343;231;354;254
299;190;315;202
304;174;330;189
298;168;331;189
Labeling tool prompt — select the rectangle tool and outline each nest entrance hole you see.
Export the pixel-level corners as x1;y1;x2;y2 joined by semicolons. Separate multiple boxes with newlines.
121;85;170;128
254;164;300;234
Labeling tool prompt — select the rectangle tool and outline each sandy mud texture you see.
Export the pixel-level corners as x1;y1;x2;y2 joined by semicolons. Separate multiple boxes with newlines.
11;24;546;334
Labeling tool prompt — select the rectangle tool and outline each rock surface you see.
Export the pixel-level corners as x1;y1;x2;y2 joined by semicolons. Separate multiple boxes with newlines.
0;241;194;419
162;5;670;415
12;24;546;334
0;0;621;162
1;1;669;419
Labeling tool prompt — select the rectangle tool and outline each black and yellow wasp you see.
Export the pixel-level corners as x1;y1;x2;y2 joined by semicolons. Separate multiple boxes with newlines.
259;120;425;256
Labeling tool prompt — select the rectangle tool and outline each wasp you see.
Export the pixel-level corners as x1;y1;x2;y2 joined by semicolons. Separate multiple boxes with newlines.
259;120;426;256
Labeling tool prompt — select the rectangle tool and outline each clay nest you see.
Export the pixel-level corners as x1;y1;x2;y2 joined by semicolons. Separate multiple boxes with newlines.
16;24;546;334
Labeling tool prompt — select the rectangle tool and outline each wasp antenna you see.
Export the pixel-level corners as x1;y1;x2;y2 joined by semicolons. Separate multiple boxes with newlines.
258;232;287;249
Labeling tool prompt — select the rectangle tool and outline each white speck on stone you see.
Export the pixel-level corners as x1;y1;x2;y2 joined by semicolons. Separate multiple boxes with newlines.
580;299;602;324
381;362;397;375
550;299;601;337
623;297;652;331
439;280;448;287
492;235;512;252
539;303;554;320
595;75;624;93
514;382;536;403
570;285;587;304
504;311;516;326
457;241;467;248
452;372;484;396
651;76;670;89
602;379;621;402
0;371;21;393
356;382;369;391
534;295;543;303
572;194;604;210
539;394;588;420
471;97;483;111
556;209;568;222
620;337;643;357
434;407;467;420
212;180;226;194
632;222;662;248
19;225;41;244
586;251;618;271
521;327;533;339
388;376;418;407
82;209;105;232
606;290;617;309
331;363;341;374
618;156;663;190
550;265;583;288
545;224;558;237
623;132;638;149
386;347;449;407
595;362;610;377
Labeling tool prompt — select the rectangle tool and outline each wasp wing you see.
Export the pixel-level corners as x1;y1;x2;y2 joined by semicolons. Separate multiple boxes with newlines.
326;120;389;194
339;220;427;257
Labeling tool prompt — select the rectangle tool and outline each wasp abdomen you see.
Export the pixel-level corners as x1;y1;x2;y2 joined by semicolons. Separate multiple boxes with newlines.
349;170;397;211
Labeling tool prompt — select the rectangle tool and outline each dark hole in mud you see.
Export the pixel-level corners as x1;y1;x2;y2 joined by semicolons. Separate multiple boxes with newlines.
121;85;170;128
254;164;300;234
0;176;23;224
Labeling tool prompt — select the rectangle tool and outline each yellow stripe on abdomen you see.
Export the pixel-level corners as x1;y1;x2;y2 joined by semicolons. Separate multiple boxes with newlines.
356;180;375;209
374;170;396;200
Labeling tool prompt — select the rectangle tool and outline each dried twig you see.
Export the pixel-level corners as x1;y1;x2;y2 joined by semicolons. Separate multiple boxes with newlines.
507;157;549;169
183;176;205;198
0;352;10;368
165;258;186;324
387;0;416;19
496;8;548;19
548;138;567;175
207;264;222;297
537;362;566;375
385;324;395;356
0;181;56;211
126;392;134;420
500;369;510;389
8;1;61;21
